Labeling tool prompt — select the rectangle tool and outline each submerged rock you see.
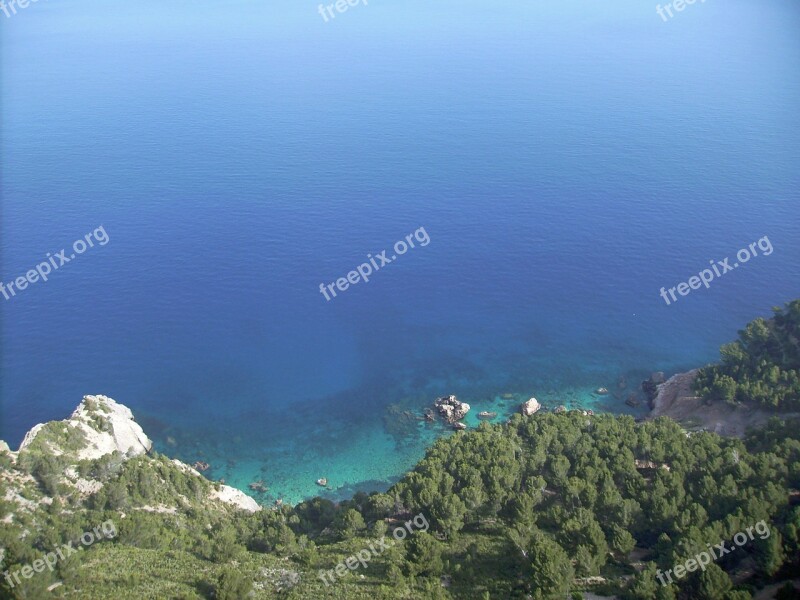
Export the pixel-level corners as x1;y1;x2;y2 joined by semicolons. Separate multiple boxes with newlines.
383;403;425;444
249;480;268;493
626;394;641;408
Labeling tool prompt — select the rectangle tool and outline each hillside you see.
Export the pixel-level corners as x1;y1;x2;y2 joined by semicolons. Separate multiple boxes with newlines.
2;394;800;598
695;300;800;411
3;304;800;599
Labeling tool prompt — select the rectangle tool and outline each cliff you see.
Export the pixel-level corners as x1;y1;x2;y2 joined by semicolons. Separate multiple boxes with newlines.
3;394;259;513
18;395;152;460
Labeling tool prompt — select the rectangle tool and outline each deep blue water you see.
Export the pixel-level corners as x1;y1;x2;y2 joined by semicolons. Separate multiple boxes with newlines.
2;0;799;503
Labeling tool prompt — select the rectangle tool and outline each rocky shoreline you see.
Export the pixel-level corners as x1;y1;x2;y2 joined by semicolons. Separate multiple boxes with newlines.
4;374;783;518
642;370;799;437
3;395;260;512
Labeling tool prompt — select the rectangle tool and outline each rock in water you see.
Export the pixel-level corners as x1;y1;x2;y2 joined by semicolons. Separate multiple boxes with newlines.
521;397;541;416
434;395;471;423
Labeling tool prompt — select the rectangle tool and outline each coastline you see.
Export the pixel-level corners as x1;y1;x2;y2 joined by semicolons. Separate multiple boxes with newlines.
2;381;651;508
4;395;261;513
5;368;792;509
0;377;673;509
147;381;651;506
645;369;800;437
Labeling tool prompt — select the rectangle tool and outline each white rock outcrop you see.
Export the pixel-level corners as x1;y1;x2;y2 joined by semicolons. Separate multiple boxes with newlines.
15;395;261;513
172;460;261;513
434;395;471;423
521;397;541;416
19;395;152;460
210;485;261;512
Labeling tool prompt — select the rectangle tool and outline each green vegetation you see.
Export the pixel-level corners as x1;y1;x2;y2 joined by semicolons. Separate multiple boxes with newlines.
695;300;800;410
2;302;800;598
2;411;799;598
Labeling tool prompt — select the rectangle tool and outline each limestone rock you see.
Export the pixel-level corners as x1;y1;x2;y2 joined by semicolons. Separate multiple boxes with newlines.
14;395;261;513
434;395;470;423
210;484;261;512
521;397;541;416
18;395;152;460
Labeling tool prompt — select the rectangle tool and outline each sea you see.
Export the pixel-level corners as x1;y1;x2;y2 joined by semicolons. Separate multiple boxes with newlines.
2;0;799;504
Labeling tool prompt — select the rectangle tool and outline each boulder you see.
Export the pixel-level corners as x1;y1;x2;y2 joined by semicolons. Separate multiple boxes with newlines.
521;398;541;416
434;395;470;423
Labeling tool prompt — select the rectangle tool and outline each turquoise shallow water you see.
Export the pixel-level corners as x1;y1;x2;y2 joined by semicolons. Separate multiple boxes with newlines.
148;369;651;506
2;0;799;505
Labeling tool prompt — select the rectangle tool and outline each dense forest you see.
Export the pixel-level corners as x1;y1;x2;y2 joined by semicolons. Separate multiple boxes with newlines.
2;302;800;598
2;411;799;598
695;300;800;411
